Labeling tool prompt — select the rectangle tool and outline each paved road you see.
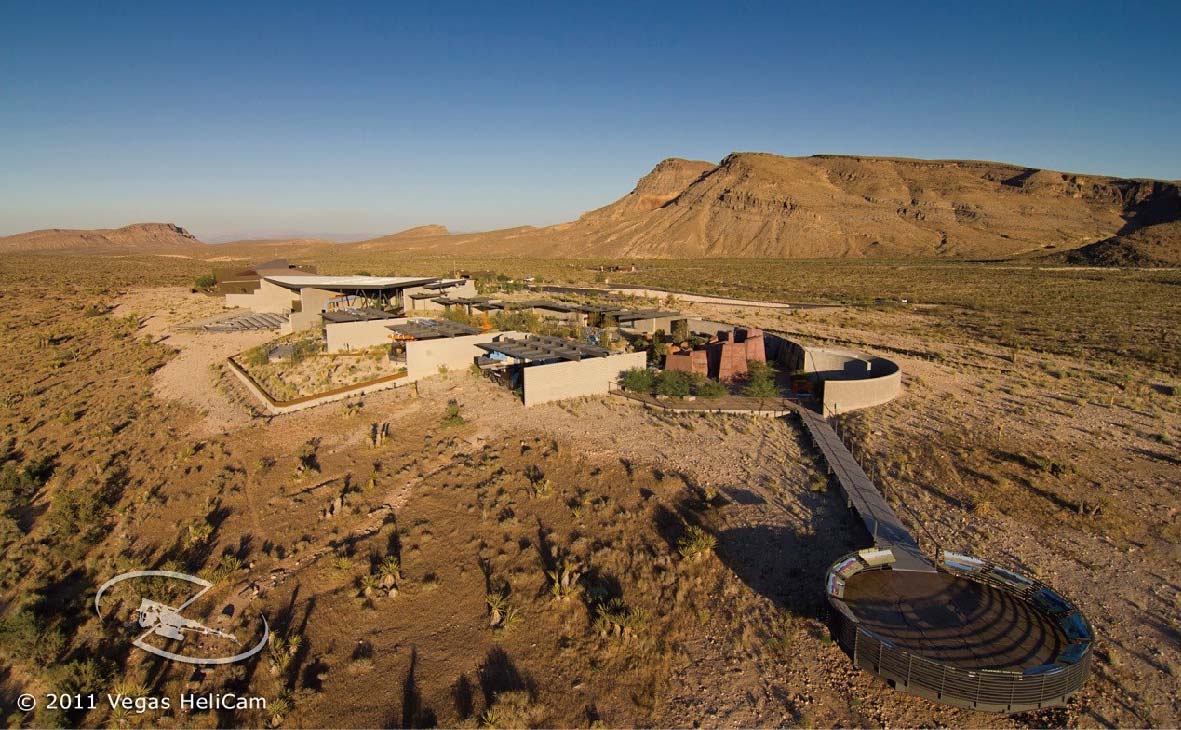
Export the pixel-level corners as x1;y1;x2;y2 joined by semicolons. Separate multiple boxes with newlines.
796;409;935;573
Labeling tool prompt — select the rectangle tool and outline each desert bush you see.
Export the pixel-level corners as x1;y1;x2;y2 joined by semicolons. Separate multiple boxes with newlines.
295;440;320;477
592;597;650;639
654;369;694;397
47;476;120;553
677;525;717;560
0;609;65;663
199;555;244;583
0;455;54;511
292;338;320;363
194;274;217;290
741;360;779;397
492;309;542;333
478;691;547;728
242;345;270;368
619;367;654;393
441;399;466;427
693;377;728;398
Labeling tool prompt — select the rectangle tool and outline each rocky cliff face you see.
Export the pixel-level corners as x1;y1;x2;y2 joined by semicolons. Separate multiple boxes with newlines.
543;153;1181;258
580;157;715;221
355;152;1178;260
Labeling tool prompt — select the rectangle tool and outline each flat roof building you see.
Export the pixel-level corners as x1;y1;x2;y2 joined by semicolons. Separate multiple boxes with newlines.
476;334;646;407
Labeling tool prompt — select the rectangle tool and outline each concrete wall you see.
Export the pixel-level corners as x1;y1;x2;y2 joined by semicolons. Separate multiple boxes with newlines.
687;319;735;337
623;315;682;335
300;287;338;313
760;333;901;414
225;279;298;313
820;357;901;415
522;351;647;407
325;318;409;353
405;331;502;380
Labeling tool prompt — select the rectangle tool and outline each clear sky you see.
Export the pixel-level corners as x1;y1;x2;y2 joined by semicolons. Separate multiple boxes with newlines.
2;1;1179;240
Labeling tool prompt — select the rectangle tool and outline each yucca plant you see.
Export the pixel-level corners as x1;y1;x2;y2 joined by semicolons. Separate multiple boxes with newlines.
378;556;401;596
547;558;581;601
358;574;380;599
677;525;717;560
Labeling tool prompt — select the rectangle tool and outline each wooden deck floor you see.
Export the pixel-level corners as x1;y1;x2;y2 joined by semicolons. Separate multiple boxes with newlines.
796;409;935;572
842;570;1068;669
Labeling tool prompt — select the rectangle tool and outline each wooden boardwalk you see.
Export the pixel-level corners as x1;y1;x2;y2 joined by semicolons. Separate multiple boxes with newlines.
797;409;935;573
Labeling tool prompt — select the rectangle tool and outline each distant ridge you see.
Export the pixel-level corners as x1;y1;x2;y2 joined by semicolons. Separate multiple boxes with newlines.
6;153;1179;262
350;152;1181;261
0;223;200;253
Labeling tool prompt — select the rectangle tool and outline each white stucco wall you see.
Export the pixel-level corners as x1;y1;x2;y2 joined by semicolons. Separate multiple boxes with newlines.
405;331;503;380
522;351;647;407
325;318;409;353
225;279;298;313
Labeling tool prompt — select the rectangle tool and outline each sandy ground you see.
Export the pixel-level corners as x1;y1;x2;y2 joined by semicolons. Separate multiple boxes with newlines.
116;288;273;436
117;286;1180;726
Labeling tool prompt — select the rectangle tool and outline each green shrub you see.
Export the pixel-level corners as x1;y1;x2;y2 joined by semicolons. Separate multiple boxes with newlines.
619;368;654;393
0;609;65;663
242;345;269;368
654;370;694;397
441;399;465;427
693;378;727;398
492;309;541;333
290;338;319;363
194;274;217;290
741;360;779;397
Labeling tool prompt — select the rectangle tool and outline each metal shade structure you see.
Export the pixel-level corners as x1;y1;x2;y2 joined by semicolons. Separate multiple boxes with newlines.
476;335;611;362
321;307;398;323
387;319;482;340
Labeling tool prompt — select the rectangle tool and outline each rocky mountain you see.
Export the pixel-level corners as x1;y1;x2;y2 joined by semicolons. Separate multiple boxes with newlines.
5;154;1178;261
0;222;201;253
579;158;716;221
359;153;1178;260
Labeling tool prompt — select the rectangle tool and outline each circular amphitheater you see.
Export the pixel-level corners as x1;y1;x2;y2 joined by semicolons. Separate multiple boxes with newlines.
825;549;1094;713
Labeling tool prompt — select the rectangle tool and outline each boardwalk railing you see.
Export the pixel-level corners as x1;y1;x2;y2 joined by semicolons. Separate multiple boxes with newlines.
825;551;1094;713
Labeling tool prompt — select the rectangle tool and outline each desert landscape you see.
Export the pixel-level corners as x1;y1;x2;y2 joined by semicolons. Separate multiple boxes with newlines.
2;4;1179;727
1;161;1178;727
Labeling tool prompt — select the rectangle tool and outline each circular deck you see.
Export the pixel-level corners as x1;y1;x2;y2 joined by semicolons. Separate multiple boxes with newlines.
841;570;1068;670
825;551;1093;713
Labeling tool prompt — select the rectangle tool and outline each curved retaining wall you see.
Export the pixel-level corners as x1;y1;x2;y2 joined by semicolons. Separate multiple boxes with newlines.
820;356;901;415
825;550;1093;713
764;334;902;415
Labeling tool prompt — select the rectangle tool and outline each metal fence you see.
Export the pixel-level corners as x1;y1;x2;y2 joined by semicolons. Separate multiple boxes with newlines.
826;551;1093;713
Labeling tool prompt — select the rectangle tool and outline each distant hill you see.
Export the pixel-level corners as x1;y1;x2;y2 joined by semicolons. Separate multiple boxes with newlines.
356;153;1180;260
0;223;201;253
1048;220;1181;267
6;153;1178;262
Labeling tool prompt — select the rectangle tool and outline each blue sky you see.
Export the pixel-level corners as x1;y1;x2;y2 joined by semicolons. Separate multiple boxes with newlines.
2;1;1179;240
